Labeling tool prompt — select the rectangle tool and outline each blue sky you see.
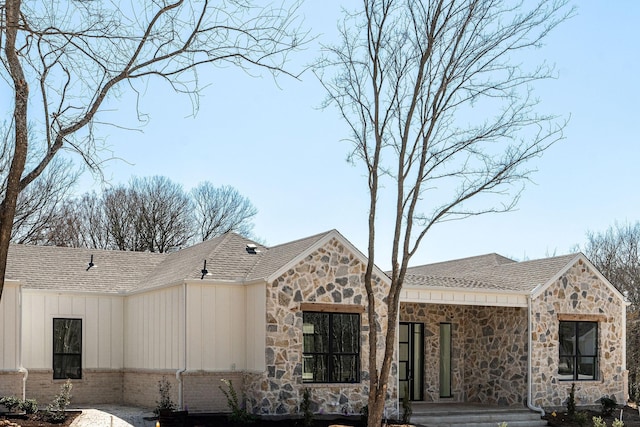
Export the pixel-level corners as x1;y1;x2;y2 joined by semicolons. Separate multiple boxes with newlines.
11;1;640;269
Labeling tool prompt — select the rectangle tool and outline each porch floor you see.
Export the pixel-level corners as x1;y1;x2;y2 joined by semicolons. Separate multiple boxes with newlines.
409;402;547;427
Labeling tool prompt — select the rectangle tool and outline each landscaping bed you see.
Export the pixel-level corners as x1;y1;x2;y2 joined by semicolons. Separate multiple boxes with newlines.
543;406;640;426
0;411;81;427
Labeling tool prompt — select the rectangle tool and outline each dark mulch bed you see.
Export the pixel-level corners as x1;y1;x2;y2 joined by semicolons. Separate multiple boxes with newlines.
0;411;81;427
186;414;368;427
543;406;640;426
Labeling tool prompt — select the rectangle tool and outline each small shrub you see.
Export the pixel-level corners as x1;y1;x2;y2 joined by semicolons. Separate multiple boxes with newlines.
20;398;38;414
598;395;618;416
219;378;255;424
154;376;176;415
300;388;314;427
573;411;588;427
612;419;624;427
593;416;607;427
498;423;508;427
0;396;21;412
0;396;38;414
45;379;73;423
566;383;576;418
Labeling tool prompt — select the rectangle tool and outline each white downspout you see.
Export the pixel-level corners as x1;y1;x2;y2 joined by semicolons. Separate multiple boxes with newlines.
176;282;187;410
17;284;28;400
527;295;545;416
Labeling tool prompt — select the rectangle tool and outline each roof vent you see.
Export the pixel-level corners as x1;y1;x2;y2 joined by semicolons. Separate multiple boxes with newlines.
246;243;260;254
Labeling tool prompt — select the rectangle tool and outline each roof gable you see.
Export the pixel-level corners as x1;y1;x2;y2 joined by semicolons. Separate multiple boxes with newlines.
403;253;582;293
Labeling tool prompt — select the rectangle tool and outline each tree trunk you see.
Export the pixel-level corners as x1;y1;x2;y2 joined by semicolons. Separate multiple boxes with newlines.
0;0;30;301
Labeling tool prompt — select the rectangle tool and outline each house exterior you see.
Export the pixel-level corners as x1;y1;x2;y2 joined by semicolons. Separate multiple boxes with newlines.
0;230;628;415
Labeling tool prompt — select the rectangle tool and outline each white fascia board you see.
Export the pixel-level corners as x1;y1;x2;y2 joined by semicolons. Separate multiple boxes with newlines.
400;286;529;307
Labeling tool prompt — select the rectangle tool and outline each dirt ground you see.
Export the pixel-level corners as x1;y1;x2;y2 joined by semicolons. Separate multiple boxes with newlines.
543;406;640;426
0;411;81;427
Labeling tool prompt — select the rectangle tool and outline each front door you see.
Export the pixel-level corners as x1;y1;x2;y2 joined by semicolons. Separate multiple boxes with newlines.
399;322;424;401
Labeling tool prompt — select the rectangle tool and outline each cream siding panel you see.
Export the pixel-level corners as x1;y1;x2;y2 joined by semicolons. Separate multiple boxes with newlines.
98;298;112;367
0;283;19;369
85;297;99;367
21;292;123;370
201;286;216;370
230;288;246;370
111;298;124;368
187;285;203;369
246;283;266;371
123;286;184;370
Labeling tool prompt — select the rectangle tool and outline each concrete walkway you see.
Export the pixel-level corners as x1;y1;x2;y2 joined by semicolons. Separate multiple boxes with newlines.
69;405;157;427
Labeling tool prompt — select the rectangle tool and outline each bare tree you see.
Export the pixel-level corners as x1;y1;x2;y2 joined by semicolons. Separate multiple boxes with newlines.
132;176;193;253
0;0;307;300
316;1;571;424
192;182;258;241
583;222;640;400
10;156;79;244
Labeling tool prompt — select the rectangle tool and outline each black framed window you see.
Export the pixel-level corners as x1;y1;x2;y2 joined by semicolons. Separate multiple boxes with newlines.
53;318;82;379
302;312;359;383
558;321;598;381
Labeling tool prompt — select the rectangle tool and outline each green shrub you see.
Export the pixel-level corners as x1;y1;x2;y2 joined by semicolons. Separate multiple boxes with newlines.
45;379;73;423
154;376;176;415
20;398;38;414
573;411;588;427
612;419;624;427
219;378;255;424
593;416;607;427
0;396;21;412
598;395;617;416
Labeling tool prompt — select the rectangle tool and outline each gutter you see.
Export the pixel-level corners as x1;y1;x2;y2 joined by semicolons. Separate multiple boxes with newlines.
176;282;187;409
527;295;545;416
17;284;28;400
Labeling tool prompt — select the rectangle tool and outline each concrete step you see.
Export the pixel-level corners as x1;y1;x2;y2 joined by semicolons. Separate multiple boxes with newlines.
412;409;548;427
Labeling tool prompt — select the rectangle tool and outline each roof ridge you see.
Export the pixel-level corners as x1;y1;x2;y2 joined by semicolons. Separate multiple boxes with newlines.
266;229;335;250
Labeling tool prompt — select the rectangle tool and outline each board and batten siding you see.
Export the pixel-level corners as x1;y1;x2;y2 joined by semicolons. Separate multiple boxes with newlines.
185;282;265;372
20;290;124;369
124;286;184;370
0;282;20;370
246;282;266;371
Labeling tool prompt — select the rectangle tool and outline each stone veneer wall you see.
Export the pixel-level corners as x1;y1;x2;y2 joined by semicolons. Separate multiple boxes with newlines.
399;303;527;405
531;259;627;409
245;238;396;416
463;306;528;405
25;369;123;405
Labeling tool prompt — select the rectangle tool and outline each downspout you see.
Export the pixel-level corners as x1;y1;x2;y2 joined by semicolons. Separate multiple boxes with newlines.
527;295;545;416
17;284;28;400
176;282;187;410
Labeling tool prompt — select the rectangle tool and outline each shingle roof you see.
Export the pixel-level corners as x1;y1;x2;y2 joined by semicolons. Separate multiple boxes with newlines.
6;230;337;294
403;253;579;293
6;244;165;294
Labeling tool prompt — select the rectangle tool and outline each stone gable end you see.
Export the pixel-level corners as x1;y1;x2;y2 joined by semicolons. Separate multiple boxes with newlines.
530;258;627;408
245;237;396;416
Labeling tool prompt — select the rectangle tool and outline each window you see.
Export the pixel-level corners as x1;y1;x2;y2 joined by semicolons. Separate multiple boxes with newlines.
559;321;598;381
53;318;82;379
302;312;359;383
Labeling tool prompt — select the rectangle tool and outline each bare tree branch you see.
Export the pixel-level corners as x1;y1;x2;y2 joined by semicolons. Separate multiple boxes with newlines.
316;1;572;424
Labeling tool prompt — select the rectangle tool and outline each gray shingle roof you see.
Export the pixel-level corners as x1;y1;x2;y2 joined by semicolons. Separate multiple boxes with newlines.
6;244;166;294
6;230;337;294
403;253;579;292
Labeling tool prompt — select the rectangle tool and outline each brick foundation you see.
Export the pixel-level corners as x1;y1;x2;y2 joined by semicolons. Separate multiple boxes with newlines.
25;369;123;405
0;371;23;398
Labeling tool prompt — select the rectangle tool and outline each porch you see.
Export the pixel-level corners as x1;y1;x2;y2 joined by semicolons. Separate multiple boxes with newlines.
410;402;546;427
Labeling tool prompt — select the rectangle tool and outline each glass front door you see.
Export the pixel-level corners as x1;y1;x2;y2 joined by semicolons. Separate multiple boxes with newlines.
399;322;424;401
